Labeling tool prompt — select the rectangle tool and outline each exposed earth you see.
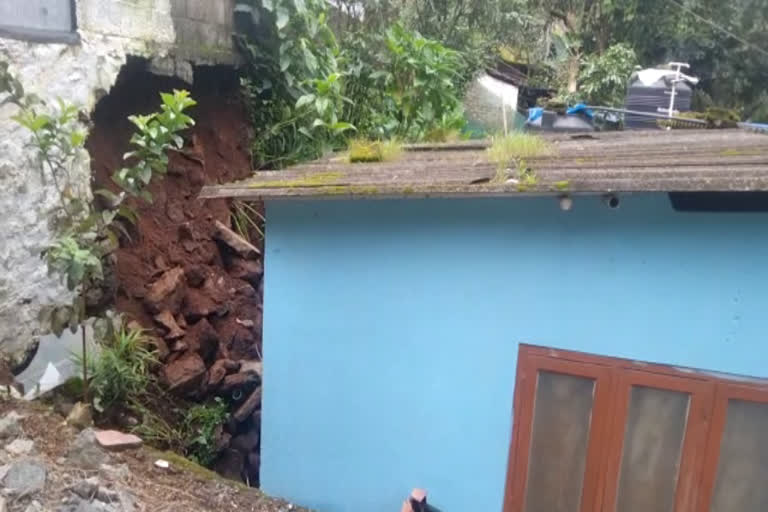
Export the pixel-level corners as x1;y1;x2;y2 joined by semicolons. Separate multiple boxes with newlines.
0;399;306;512
85;60;265;484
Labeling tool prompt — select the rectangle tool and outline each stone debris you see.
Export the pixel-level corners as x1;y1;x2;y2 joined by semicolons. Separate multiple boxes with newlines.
234;388;262;423
5;439;34;456
94;431;143;452
213;220;261;259
2;458;47;495
66;429;110;470
154;310;186;340
144;267;186;314
163;352;207;393
0;412;22;441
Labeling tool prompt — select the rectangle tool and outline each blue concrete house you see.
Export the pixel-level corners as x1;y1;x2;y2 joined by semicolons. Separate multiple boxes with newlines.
203;129;768;512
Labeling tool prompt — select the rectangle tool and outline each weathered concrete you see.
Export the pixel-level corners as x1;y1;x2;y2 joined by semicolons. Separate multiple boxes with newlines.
0;0;235;372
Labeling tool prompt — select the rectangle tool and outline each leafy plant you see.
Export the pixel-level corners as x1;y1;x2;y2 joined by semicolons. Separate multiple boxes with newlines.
183;398;230;466
578;43;637;107
238;0;348;168
371;24;466;141
79;324;156;414
113;90;197;201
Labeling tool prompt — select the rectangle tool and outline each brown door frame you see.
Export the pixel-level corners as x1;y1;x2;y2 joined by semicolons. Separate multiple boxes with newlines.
503;345;768;512
599;369;715;512
503;353;615;512
696;383;768;512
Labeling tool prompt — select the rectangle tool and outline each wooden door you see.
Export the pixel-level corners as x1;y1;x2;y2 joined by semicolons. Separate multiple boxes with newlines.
600;370;714;512
504;354;613;512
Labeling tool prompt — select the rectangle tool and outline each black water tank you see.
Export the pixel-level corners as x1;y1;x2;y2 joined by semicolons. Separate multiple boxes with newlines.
624;69;693;129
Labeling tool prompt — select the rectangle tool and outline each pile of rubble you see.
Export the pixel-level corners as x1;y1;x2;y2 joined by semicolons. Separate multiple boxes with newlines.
139;220;264;485
86;67;265;484
0;403;302;511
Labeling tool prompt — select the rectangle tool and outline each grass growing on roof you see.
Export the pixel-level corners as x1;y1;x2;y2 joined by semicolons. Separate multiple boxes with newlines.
487;133;553;170
347;139;403;163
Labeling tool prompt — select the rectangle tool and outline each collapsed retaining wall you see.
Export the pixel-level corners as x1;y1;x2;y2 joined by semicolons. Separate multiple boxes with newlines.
0;0;235;372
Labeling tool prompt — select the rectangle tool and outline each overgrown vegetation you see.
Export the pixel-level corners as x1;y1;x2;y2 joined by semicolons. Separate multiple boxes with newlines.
231;201;265;243
347;138;403;163
488;133;553;169
132;394;230;467
78;323;156;414
237;1;469;168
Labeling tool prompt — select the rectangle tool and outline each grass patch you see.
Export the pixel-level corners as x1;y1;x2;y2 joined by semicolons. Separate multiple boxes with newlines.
487;133;553;170
347;139;403;163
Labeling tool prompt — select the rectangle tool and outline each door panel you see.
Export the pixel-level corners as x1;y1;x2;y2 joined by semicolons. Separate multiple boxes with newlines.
601;370;713;512
698;385;768;512
505;354;613;512
614;386;689;512
709;399;768;512
523;372;595;512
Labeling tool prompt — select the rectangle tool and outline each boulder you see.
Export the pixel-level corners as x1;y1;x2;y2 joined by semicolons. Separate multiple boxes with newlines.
220;372;260;395
2;459;46;495
213;220;260;260
182;288;218;322
66;429;109;470
0;412;22;440
143;267;185;314
5;439;34;456
163;352;206;394
185;265;207;288
207;360;229;388
233;387;262;423
94;430;143;452
153;310;185;340
227;258;263;288
180;319;219;362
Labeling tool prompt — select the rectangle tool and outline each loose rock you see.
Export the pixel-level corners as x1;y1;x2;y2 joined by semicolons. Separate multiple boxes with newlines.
144;267;186;314
154;310;185;340
220;372;260;395
163;352;206;394
181;319;219;362
2;459;47;495
5;439;34;456
227;258;263;288
94;430;143;452
234;388;262;423
66;429;109;470
214;221;261;260
0;412;22;441
182;288;218;322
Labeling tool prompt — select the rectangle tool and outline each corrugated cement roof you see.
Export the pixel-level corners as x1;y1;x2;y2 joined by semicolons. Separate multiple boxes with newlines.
199;129;768;200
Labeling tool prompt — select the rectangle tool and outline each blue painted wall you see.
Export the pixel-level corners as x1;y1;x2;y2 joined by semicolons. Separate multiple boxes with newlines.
260;194;768;512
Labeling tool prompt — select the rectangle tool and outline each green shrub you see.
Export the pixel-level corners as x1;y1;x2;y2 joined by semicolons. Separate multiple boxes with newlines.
81;325;156;414
182;398;230;466
578;43;638;107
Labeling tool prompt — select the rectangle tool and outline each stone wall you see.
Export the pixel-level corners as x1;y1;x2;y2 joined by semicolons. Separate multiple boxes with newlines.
0;0;236;371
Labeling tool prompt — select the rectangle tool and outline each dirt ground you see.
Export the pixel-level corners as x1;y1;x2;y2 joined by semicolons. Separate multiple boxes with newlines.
0;399;307;512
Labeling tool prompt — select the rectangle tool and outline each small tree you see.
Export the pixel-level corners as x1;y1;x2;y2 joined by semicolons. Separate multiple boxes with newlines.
578;43;638;107
0;60;196;402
